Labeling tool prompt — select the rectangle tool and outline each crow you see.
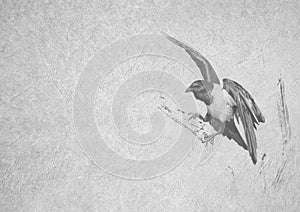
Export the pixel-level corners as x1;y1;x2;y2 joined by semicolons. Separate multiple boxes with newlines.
162;32;265;164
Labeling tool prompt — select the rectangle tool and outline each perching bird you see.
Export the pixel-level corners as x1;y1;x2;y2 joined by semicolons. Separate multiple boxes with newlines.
162;32;265;164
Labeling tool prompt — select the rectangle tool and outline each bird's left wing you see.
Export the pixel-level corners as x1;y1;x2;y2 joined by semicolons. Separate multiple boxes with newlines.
223;78;265;164
161;32;220;85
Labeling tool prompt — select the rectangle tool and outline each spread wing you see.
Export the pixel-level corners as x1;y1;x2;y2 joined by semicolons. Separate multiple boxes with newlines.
223;78;265;164
161;32;220;85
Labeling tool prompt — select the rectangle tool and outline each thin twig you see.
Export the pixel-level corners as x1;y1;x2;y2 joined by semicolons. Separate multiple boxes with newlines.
157;104;207;143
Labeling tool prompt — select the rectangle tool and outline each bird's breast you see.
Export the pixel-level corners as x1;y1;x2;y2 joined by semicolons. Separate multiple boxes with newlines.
207;86;234;123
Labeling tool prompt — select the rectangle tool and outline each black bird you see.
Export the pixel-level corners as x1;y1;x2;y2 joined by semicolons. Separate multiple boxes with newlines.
162;32;265;164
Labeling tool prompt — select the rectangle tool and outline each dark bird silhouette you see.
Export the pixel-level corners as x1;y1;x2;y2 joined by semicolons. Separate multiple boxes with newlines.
162;32;265;164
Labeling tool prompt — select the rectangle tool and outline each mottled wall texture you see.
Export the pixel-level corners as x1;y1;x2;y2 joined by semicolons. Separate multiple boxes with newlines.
1;0;300;211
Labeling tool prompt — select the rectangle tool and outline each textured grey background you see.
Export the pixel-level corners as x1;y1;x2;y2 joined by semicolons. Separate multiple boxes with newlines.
1;0;300;211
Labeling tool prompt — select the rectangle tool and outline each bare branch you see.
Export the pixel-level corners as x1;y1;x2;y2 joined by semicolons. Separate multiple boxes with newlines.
158;104;208;143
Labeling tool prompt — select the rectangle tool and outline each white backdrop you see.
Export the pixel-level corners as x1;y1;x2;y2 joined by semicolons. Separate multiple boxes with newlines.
1;0;300;211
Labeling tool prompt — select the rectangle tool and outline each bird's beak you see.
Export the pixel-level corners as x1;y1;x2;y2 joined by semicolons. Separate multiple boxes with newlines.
185;87;193;93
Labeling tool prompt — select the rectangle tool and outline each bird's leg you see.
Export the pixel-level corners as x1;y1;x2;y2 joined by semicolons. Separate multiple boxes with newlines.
203;119;224;145
202;113;210;122
204;132;222;145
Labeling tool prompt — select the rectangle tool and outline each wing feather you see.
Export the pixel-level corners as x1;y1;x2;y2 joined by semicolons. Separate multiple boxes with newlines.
223;78;265;164
161;32;220;85
224;79;265;123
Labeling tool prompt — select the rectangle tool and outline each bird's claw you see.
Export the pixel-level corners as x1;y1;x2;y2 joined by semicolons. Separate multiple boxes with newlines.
203;138;214;146
207;136;215;145
203;133;217;145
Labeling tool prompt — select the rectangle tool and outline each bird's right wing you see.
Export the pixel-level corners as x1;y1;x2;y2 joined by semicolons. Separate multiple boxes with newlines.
223;78;265;164
223;79;265;125
161;32;220;85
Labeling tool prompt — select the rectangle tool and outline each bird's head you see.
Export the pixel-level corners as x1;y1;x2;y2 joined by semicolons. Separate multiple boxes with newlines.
185;80;214;105
185;80;213;93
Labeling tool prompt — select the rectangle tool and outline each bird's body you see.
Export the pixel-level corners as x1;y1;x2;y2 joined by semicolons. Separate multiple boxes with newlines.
162;32;265;164
207;85;235;123
187;79;263;164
